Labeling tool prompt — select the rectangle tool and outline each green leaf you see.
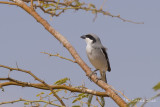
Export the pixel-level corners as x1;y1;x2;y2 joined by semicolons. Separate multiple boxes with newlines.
74;0;81;6
127;98;141;107
88;4;96;8
42;4;50;8
49;89;63;95
87;94;93;107
24;102;29;105
72;105;81;107
36;94;40;97
40;92;45;94
100;97;105;107
153;82;160;91
54;78;69;85
72;93;88;103
36;92;45;97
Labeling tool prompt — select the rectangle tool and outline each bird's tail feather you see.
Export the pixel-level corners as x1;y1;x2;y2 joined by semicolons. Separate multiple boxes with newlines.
100;70;107;83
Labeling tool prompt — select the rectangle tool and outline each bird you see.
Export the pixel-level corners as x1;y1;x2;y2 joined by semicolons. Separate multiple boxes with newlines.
81;34;111;83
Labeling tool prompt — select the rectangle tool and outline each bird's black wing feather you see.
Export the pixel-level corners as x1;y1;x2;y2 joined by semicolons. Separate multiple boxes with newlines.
101;48;111;72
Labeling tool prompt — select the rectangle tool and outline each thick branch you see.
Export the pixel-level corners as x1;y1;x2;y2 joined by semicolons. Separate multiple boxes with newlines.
0;80;108;97
0;0;128;106
2;0;127;106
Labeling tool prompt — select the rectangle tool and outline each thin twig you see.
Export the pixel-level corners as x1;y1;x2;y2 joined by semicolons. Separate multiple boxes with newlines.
1;0;128;106
30;0;33;10
0;98;61;106
79;100;97;107
0;65;65;106
141;93;160;107
100;0;107;10
41;52;76;63
21;0;144;24
0;1;17;5
96;96;102;107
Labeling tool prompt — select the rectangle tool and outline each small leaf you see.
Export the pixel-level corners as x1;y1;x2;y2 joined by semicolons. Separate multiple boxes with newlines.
74;0;81;6
72;97;81;103
72;105;81;107
36;94;40;97
39;1;44;4
87;94;93;107
49;92;52;95
72;93;88;103
153;82;160;91
54;89;63;93
40;92;45;94
78;93;85;97
64;89;67;94
36;92;45;97
54;78;69;85
100;97;105;107
127;98;141;107
49;89;63;95
24;102;29;105
88;3;96;8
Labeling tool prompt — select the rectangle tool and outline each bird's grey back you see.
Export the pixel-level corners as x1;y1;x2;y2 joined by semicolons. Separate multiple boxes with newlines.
88;34;104;48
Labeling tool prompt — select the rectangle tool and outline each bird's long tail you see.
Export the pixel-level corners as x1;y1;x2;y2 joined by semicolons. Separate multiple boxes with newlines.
100;70;107;83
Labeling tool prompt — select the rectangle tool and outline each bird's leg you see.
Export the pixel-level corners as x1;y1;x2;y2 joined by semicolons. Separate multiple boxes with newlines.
95;77;102;83
89;69;98;77
88;69;98;82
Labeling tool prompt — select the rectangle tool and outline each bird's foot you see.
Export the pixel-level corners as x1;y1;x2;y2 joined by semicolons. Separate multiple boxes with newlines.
95;77;102;83
88;69;98;82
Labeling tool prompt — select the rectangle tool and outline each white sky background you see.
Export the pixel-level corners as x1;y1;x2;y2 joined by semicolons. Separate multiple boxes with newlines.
0;0;160;107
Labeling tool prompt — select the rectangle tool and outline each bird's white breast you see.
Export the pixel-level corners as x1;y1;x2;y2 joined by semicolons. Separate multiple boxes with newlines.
86;45;108;71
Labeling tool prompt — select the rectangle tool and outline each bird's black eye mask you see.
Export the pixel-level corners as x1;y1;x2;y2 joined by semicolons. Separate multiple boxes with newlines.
85;35;96;43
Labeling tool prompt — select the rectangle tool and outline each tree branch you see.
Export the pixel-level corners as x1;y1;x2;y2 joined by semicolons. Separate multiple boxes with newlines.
141;93;160;107
0;0;128;106
22;0;143;24
0;64;65;106
41;52;76;63
0;0;143;24
0;77;109;97
0;98;61;106
0;1;17;5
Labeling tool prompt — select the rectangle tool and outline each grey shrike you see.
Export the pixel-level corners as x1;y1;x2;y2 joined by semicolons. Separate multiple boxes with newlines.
81;34;111;83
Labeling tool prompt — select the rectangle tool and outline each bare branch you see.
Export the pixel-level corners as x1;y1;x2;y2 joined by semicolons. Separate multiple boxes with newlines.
0;0;143;24
96;96;102;107
0;78;109;97
0;1;17;5
0;0;131;106
21;0;143;24
141;93;160;107
0;64;65;106
30;0;34;10
41;52;76;63
0;98;61;106
4;0;127;106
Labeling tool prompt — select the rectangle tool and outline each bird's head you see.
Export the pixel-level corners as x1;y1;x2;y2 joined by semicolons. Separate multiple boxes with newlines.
81;34;101;45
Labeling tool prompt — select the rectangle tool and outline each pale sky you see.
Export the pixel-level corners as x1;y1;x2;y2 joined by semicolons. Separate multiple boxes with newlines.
0;0;160;107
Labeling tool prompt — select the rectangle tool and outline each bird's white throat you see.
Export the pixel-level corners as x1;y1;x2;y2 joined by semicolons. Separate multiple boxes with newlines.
85;38;93;45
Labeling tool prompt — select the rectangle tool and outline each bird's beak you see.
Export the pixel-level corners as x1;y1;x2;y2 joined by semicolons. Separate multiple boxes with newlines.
81;35;86;39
